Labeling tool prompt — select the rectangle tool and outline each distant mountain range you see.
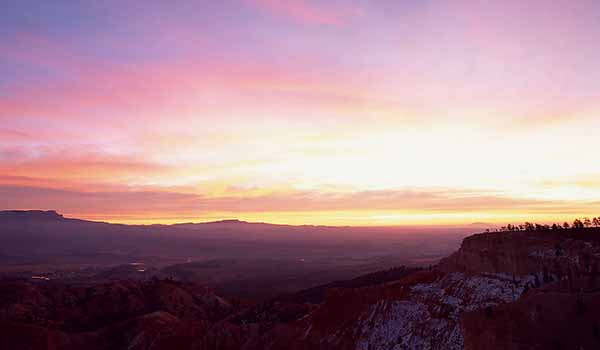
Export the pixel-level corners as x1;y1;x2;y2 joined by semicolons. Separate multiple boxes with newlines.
0;210;470;299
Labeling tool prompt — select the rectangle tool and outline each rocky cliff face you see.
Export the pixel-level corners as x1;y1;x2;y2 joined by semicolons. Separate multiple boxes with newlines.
453;230;600;350
280;271;536;350
439;229;600;277
461;282;600;350
277;229;600;350
2;229;600;350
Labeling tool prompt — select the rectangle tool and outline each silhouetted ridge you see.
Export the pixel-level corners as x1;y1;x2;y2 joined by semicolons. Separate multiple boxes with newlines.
203;219;248;224
0;210;64;221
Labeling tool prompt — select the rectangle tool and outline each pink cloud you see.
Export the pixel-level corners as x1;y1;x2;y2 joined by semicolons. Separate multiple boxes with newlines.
0;34;382;130
247;0;359;25
0;129;32;141
0;147;170;184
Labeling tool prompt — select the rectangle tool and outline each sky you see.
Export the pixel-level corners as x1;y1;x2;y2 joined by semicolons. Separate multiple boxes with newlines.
1;0;600;225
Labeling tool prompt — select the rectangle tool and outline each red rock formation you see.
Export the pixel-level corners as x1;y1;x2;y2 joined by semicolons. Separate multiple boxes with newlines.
461;278;600;350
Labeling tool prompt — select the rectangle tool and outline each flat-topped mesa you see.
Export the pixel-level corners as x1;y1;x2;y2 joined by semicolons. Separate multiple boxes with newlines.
0;210;65;221
203;219;248;225
438;229;600;276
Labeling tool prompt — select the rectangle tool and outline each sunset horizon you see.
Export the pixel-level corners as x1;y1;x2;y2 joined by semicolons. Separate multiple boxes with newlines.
4;209;599;228
3;2;600;348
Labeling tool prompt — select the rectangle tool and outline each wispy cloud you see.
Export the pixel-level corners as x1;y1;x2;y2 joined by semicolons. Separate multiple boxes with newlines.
0;128;31;141
538;174;600;190
1;184;596;224
246;0;360;25
0;147;170;184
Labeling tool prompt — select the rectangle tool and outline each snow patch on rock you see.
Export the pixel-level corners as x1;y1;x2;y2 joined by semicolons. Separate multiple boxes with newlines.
355;273;535;350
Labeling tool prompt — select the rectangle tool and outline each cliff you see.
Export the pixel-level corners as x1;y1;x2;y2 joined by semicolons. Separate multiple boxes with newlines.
439;229;600;276
280;229;600;350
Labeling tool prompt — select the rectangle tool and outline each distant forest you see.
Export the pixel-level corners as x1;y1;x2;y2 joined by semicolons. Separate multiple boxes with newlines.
493;217;600;232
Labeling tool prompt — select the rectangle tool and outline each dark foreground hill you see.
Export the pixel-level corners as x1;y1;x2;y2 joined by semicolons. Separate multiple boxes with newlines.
1;227;600;349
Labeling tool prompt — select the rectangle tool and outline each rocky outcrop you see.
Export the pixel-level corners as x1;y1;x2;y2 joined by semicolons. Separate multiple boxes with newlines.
461;278;600;350
280;229;600;350
439;229;600;277
277;270;538;350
